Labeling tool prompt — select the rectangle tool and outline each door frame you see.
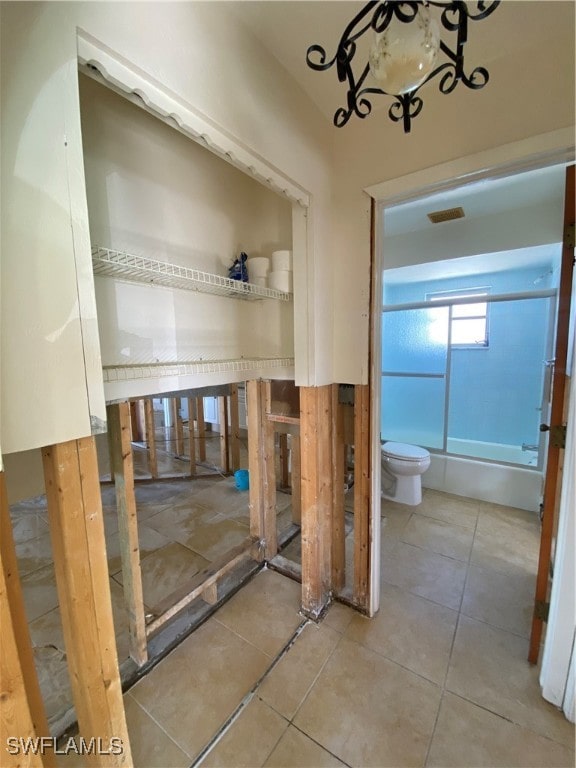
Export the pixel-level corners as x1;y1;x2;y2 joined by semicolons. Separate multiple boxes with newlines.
365;126;574;644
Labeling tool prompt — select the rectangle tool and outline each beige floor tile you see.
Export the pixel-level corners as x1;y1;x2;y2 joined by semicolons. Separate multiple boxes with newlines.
123;693;190;768
471;526;539;576
264;726;346;768
418;490;479;529
189;481;252;517
293;637;441;767
281;535;302;565
179;515;251;561
446;616;575;749
144;499;219;540
427;692;575;768
130;618;270;760
15;531;54;577
9;512;50;544
21;563;59;622
381;503;412;545
105;524;171;576
346;583;458;684
114;541;210;611
109;577;132;662
200;697;288;767
381;541;467;610
401;514;474;562
322;601;356;634
461;563;536;637
215;569;303;657
34;644;72;723
259;622;341;719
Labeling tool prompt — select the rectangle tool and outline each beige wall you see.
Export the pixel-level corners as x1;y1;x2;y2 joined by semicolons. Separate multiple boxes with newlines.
330;0;576;382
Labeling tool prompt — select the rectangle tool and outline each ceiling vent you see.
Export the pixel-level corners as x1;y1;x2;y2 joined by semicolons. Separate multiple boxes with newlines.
427;206;465;224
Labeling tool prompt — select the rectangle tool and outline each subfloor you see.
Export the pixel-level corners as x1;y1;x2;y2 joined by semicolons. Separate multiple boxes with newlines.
10;434;575;767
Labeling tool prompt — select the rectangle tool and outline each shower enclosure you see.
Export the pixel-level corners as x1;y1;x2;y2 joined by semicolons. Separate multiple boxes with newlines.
381;291;556;469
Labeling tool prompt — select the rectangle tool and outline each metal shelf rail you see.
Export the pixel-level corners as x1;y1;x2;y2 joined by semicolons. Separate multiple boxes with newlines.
92;246;292;301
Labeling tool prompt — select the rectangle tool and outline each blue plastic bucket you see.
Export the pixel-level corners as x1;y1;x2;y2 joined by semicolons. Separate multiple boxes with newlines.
234;469;249;491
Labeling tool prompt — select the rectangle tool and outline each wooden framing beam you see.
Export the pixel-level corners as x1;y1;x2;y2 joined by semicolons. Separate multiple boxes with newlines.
1;472;55;768
42;438;132;765
187;398;197;475
173;398;184;457
300;385;333;618
107;403;148;667
196;397;207;462
218;396;230;473
353;384;371;611
146;537;260;636
143;398;158;479
247;380;277;560
278;433;290;489
229;385;241;472
290;433;302;525
331;385;346;592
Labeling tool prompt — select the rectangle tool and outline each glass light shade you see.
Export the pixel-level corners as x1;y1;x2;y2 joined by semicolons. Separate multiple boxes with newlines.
369;6;440;95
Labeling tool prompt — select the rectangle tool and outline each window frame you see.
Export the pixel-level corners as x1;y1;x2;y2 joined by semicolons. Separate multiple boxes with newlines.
426;287;490;349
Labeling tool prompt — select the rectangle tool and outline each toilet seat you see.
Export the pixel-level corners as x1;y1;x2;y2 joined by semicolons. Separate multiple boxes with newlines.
382;441;429;461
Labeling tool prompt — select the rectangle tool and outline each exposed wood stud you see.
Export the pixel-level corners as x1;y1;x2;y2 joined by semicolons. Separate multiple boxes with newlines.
331;385;346;592
247;380;277;560
218;396;230;473
1;472;55;767
300;386;333;618
353;384;371;610
108;403;148;667
291;434;302;525
279;433;290;488
201;583;218;605
187;398;197;475
143;398;158;479
196;397;207;461
229;385;241;472
173;398;185;457
42;438;132;765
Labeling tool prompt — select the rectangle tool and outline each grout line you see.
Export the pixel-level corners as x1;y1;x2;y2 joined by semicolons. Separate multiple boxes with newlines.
125;691;195;762
289;721;354;768
190;617;310;767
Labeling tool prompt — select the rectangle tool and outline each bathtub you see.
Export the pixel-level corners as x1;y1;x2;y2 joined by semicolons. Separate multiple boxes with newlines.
424;438;543;512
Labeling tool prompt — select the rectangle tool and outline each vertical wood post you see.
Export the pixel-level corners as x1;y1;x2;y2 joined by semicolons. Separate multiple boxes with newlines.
331;385;346;592
173;398;184;457
196;397;207;462
1;473;55;767
107;403;148;667
300;386;333;618
143;398;158;479
229;385;241;472
354;384;371;610
278;434;290;489
290;433;302;525
187;398;197;475
218;396;230;473
42;438;132;765
247;380;277;560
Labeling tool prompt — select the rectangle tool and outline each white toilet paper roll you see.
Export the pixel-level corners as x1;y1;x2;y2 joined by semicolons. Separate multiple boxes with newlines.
268;270;293;293
246;257;270;278
271;250;293;271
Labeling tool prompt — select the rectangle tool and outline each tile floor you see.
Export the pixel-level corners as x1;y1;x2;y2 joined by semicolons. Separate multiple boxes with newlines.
10;430;575;767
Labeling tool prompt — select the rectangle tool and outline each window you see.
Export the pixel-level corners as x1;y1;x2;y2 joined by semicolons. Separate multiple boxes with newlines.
427;288;489;347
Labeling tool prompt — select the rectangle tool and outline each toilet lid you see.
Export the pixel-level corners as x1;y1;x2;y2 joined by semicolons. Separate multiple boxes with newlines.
383;442;430;461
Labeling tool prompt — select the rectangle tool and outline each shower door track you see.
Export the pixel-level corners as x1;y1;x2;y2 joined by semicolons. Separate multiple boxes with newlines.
382;287;556;313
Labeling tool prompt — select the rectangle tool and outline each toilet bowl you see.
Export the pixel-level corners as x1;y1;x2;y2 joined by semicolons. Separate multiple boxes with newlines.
381;442;430;505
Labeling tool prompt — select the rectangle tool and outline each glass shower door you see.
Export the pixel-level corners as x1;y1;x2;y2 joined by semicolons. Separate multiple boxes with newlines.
381;305;449;448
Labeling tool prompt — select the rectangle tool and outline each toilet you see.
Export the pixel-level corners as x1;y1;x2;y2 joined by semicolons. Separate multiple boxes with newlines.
381;441;431;505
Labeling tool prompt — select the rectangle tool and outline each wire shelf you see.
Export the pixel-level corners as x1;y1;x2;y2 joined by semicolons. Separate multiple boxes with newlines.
103;357;295;382
92;247;293;301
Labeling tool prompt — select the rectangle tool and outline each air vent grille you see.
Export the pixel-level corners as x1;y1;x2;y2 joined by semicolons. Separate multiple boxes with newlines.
427;206;465;224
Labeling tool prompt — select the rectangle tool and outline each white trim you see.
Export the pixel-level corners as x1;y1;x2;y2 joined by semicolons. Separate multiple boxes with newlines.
76;31;310;209
365;128;575;205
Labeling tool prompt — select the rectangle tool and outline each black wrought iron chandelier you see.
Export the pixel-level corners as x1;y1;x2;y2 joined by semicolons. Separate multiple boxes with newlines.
306;1;500;133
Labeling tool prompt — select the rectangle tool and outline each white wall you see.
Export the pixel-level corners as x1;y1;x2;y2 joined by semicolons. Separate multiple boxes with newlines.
1;1;333;456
